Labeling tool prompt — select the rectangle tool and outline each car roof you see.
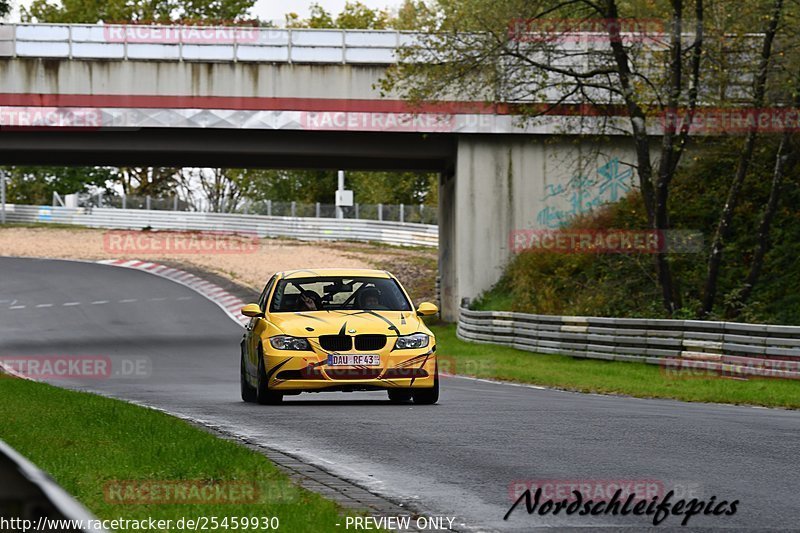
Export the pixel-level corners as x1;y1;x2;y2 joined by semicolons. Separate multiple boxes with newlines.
279;268;392;280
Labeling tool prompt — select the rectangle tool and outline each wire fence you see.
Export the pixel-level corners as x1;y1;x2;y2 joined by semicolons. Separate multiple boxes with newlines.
64;193;439;225
242;200;437;225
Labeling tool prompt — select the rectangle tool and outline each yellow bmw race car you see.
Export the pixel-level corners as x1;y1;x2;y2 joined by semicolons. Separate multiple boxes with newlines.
240;269;439;405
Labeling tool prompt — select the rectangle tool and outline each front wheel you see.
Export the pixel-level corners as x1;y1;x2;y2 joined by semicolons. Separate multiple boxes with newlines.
256;347;283;405
412;367;439;405
241;346;256;403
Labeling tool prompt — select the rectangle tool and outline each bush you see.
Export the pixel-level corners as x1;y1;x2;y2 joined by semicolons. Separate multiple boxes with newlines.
475;138;800;324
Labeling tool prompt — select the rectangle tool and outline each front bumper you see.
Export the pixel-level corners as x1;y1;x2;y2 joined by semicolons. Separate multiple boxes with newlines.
263;346;436;391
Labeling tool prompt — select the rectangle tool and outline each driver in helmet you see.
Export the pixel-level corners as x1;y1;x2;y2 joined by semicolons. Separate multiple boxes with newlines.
358;287;388;310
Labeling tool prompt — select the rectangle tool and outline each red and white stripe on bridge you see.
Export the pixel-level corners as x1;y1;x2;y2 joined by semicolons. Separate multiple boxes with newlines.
0;94;623;134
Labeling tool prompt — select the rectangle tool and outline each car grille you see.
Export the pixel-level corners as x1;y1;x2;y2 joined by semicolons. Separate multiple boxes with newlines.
326;368;383;380
354;334;386;351
276;367;324;380
319;335;352;352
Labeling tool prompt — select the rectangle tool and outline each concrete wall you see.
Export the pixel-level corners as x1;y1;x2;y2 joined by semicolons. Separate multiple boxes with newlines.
0;58;388;99
439;135;637;321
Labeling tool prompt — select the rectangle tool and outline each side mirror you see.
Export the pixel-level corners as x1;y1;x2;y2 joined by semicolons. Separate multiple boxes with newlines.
416;302;438;317
241;303;265;318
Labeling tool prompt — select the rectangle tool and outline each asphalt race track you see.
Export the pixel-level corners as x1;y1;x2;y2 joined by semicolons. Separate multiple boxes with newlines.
1;257;799;531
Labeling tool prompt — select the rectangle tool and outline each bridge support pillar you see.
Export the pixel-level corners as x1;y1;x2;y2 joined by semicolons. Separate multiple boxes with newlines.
440;136;523;321
438;170;457;320
439;135;637;322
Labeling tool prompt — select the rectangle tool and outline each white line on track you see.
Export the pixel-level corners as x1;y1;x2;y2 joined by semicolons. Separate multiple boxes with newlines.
5;296;197;311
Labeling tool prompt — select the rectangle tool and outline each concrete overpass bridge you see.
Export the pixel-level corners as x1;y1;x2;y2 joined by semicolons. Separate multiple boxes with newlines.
0;23;638;320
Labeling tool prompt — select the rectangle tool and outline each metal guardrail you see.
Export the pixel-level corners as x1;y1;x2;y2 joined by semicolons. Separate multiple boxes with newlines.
0;23;416;64
458;308;800;379
0;438;106;533
1;204;439;247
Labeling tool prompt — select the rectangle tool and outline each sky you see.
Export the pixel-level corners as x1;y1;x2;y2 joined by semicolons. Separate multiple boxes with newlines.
253;0;399;25
8;0;401;24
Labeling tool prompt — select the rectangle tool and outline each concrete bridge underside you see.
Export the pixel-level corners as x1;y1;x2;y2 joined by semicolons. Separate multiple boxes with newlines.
0;56;638;321
0;129;456;170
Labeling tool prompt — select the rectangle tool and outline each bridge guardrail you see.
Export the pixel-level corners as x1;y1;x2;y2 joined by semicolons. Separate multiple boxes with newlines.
1;204;438;247
0;23;415;64
458;308;800;379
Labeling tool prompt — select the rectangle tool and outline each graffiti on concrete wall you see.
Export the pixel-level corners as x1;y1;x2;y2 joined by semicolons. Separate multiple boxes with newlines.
536;158;633;229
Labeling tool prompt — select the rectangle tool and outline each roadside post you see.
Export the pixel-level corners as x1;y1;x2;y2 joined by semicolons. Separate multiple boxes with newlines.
1;169;6;225
335;170;353;219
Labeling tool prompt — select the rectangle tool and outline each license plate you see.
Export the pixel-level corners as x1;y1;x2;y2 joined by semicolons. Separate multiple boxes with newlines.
327;354;380;366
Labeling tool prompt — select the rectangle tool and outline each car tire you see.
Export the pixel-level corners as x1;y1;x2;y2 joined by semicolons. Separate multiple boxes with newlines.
240;346;257;403
412;366;439;405
387;389;413;403
256;346;283;405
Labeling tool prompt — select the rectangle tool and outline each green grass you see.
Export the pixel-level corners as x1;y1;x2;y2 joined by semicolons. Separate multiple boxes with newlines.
0;378;359;532
430;323;800;409
471;290;514;313
0;221;95;230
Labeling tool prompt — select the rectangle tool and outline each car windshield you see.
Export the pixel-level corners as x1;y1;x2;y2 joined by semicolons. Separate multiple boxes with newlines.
270;276;412;312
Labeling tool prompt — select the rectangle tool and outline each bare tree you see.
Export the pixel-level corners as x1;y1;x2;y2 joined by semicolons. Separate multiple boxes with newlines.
700;0;785;317
726;65;800;318
380;0;705;314
117;167;180;196
183;168;249;213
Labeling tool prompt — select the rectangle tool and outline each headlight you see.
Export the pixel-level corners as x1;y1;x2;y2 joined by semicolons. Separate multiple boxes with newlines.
394;333;430;350
269;335;311;351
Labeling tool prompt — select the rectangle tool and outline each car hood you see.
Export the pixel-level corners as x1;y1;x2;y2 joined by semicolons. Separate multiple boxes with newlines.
269;310;426;338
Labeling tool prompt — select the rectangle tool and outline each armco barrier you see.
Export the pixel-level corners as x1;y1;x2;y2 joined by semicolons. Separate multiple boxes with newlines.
457;308;800;379
1;204;438;247
0;438;106;532
0;23;413;64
